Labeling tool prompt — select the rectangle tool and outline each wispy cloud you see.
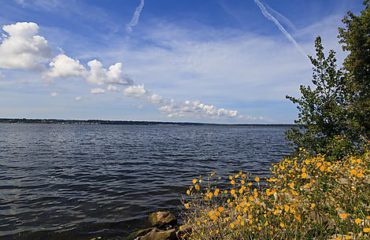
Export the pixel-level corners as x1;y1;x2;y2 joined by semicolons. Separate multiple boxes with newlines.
254;0;306;57
126;0;145;33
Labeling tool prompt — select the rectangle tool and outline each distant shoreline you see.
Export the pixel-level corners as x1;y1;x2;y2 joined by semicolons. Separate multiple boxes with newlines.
0;118;295;127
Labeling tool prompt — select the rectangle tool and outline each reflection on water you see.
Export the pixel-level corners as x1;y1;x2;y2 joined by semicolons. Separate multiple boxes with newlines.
0;123;292;239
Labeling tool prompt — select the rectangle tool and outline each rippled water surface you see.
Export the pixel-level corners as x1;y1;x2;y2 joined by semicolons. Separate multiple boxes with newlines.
0;123;292;239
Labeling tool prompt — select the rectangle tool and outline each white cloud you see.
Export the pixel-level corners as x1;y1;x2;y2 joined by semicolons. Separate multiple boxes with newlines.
0;22;50;69
45;54;130;87
147;93;163;104
121;84;241;119
87;60;130;85
46;54;86;78
50;92;58;97
123;84;147;97
90;88;105;94
159;100;239;119
75;96;82;101
107;84;120;92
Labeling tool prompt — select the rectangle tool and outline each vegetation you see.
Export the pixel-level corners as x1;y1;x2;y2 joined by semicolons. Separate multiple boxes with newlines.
181;2;370;239
182;150;370;239
286;1;369;159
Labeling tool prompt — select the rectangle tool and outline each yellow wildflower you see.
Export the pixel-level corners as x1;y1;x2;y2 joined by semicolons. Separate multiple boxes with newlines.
355;218;361;224
192;178;197;184
284;205;290;212
255;176;260;182
214;188;220;196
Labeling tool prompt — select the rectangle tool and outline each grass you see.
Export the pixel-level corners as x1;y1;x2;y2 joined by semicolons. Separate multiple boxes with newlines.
181;149;370;239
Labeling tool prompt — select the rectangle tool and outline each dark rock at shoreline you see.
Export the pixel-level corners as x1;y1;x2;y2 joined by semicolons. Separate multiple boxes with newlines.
127;227;177;240
140;228;177;240
148;211;177;228
126;211;188;240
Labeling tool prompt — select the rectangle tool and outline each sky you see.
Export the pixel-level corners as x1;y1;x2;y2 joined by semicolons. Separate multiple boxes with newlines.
0;0;364;123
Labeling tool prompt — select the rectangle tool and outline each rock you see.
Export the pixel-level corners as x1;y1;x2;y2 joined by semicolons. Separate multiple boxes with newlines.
148;211;177;227
126;227;155;240
139;228;177;240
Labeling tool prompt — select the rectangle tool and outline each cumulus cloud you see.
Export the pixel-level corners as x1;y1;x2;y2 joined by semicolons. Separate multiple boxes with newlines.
159;100;239;118
87;60;130;85
90;88;105;94
127;0;145;32
0;22;50;69
75;96;82;101
45;54;131;87
46;54;86;78
50;92;58;97
123;84;147;97
121;84;241;119
147;93;163;104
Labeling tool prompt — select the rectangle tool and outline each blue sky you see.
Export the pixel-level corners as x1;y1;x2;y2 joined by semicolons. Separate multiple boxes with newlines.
0;0;364;123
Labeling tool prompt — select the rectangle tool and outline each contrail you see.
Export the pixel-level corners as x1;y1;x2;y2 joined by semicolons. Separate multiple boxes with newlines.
254;0;306;57
264;3;296;32
126;0;145;33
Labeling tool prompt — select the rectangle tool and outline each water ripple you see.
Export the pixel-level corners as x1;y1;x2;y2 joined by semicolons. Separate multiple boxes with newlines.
0;123;292;239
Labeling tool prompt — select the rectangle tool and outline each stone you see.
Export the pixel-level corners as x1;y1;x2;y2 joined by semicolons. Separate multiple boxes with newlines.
126;227;155;240
148;211;177;227
139;228;177;240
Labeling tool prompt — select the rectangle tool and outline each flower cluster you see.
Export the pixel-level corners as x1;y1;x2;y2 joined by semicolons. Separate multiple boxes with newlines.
181;150;370;239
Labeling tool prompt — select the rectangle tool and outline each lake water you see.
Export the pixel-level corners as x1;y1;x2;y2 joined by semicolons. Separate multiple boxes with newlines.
0;123;292;239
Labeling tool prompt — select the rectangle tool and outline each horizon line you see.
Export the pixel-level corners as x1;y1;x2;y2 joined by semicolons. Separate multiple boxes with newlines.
0;117;295;126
